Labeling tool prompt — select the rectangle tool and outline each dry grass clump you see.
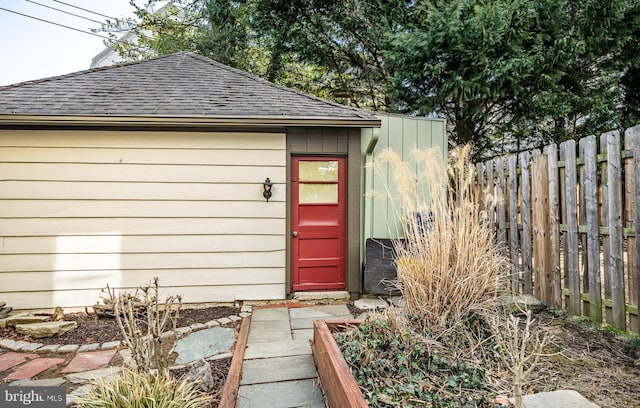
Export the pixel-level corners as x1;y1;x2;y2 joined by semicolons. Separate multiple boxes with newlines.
75;368;210;408
371;145;508;331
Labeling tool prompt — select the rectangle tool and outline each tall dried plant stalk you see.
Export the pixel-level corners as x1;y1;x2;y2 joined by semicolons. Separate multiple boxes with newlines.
370;145;508;331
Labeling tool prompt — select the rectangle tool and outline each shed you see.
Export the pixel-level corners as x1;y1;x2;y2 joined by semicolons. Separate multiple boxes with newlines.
361;114;447;295
0;51;379;309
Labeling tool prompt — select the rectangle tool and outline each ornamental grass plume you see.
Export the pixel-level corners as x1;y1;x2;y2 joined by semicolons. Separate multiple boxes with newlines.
371;144;508;331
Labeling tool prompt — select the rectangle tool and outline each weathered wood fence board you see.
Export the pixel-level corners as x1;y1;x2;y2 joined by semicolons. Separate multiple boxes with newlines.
476;125;640;333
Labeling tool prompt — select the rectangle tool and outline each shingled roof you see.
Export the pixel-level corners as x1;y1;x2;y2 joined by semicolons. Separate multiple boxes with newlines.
0;51;376;123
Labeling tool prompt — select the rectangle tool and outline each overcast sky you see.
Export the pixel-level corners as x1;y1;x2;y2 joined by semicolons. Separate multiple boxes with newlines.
0;0;141;86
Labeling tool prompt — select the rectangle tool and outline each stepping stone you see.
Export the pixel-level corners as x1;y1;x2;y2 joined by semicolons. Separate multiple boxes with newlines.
15;321;77;338
251;308;289;322
243;339;311;360
66;366;123;384
514;390;601;408
240;355;318;385
9;378;66;387
0;351;38;372
292;329;314;340
5;357;65;380
174;327;235;365
61;349;117;373
354;298;389;310
247;320;292;343
237;378;324;408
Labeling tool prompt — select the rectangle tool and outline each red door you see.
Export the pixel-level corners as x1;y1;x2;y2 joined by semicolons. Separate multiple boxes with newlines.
291;156;346;291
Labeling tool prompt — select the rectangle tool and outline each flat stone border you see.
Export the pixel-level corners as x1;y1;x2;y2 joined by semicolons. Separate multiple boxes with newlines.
219;315;251;408
0;308;251;353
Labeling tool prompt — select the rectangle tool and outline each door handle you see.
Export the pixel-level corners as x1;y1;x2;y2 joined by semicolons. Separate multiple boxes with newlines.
292;231;299;237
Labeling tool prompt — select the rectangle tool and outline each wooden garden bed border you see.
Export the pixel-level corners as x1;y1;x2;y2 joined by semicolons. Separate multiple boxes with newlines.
311;319;368;408
219;315;251;408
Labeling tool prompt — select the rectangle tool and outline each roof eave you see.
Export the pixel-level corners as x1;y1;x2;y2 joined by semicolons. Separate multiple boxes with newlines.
0;114;381;128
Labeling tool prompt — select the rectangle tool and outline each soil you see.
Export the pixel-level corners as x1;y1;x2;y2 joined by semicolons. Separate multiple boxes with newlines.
0;305;240;345
529;311;640;408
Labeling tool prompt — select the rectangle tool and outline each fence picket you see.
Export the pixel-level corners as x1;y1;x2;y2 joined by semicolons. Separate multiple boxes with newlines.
544;144;562;308
508;154;520;293
561;140;580;315
630;125;640;332
520;151;532;294
581;135;602;323
605;131;625;330
496;157;507;255
532;155;552;304
486;160;495;230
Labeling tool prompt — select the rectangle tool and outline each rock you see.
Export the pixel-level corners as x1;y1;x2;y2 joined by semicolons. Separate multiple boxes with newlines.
496;294;545;314
3;313;51;327
510;390;600;408
186;359;214;392
354;298;389;310
15;321;77;338
0;301;6;308
0;306;12;318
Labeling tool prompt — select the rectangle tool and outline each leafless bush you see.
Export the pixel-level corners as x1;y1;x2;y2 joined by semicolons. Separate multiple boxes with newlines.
487;307;551;408
104;277;182;376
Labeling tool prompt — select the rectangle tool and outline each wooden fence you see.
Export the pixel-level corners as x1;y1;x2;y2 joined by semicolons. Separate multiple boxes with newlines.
475;125;640;333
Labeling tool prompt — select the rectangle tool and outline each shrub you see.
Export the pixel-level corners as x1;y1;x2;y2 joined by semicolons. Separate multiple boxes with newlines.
75;369;210;408
103;277;182;375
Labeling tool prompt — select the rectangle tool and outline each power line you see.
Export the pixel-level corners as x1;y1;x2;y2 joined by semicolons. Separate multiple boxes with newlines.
50;0;116;21
24;0;104;25
0;6;112;40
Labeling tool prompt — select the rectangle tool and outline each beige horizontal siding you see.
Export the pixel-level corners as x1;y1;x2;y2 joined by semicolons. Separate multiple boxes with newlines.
1;268;285;292
1;284;286;310
0;217;284;236
0;130;287;309
0;200;286;217
2;235;286;254
1;163;285;183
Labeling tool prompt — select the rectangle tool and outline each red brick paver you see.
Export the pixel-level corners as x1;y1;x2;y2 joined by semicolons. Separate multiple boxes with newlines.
61;349;117;373
0;352;38;372
4;358;65;380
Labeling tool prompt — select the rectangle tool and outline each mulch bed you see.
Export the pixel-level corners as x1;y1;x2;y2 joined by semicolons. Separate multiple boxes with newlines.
0;306;240;345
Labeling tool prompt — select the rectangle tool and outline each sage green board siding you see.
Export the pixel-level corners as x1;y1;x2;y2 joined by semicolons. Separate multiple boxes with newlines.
286;127;362;296
362;114;447;240
0;129;287;309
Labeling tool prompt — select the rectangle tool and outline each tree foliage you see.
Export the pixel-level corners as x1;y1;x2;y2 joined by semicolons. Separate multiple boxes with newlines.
100;0;640;158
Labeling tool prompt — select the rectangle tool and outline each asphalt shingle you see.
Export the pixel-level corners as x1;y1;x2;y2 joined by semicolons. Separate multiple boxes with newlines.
0;51;376;120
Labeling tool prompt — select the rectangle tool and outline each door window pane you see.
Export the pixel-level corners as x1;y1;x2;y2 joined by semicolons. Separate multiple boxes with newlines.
299;161;338;181
299;183;338;203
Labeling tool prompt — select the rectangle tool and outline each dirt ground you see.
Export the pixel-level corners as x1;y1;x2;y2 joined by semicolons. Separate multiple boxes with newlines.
528;311;640;408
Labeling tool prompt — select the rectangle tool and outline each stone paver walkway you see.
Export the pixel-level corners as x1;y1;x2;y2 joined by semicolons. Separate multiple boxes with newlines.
237;304;353;408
